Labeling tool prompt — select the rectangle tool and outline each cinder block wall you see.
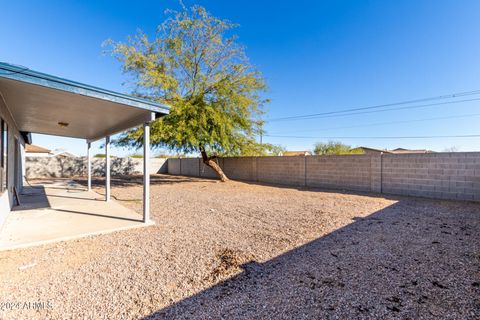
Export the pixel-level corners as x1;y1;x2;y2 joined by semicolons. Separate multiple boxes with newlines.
25;157;168;178
167;158;181;175
223;157;257;181
167;153;480;201
180;158;200;177
257;156;306;186
381;153;480;201
306;155;374;191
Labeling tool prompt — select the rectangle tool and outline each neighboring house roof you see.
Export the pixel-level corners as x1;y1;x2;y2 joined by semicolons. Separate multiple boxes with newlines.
357;147;392;154
25;144;51;154
282;151;312;156
390;148;434;154
358;146;435;154
51;149;78;158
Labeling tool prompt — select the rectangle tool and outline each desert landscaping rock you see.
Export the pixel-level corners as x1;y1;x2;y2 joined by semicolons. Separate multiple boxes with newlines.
0;175;479;319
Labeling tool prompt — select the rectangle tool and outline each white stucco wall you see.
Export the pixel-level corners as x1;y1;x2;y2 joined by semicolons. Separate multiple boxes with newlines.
0;91;25;229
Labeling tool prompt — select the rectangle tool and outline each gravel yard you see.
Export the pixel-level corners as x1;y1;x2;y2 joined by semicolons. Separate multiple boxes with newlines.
0;174;479;319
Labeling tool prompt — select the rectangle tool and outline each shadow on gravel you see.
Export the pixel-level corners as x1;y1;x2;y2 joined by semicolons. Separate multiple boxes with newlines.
143;199;480;319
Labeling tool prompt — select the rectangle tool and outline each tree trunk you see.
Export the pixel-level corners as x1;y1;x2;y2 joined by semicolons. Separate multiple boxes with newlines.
200;147;229;182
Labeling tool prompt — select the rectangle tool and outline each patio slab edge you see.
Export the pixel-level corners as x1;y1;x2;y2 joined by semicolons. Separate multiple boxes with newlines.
0;220;155;252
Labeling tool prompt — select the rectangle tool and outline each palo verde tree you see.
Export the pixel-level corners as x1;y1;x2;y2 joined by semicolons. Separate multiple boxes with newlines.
107;4;272;181
313;141;364;155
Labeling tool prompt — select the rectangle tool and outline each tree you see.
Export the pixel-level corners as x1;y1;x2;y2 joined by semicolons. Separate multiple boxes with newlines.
313;141;364;155
107;4;270;181
443;146;459;152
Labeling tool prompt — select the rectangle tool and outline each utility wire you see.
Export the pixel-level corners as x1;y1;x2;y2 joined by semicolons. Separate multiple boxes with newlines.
268;90;480;122
265;134;480;140
267;112;480;135
267;97;480;122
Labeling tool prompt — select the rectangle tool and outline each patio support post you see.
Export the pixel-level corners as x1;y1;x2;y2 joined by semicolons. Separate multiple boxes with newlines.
143;121;150;223
105;136;111;201
87;141;92;191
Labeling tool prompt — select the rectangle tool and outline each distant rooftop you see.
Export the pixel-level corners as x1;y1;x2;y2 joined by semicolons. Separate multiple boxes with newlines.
281;151;312;156
358;147;435;154
25;144;51;154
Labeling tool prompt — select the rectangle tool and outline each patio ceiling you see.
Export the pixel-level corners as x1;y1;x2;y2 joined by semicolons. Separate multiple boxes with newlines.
0;62;169;142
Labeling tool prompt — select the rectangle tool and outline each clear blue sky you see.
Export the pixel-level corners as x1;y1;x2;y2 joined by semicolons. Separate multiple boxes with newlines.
1;0;480;155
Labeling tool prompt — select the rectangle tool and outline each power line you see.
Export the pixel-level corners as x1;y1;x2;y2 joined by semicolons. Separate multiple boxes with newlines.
267;97;480;122
265;134;480;140
267;112;480;134
268;90;480;122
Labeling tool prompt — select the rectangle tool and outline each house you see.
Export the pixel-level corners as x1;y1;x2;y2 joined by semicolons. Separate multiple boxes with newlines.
26;144;78;158
51;149;78;158
281;151;312;156
355;147;390;155
389;148;434;154
357;146;435;155
0;62;169;245
25;144;53;157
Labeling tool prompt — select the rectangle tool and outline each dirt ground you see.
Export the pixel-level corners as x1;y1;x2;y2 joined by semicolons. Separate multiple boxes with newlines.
0;174;479;319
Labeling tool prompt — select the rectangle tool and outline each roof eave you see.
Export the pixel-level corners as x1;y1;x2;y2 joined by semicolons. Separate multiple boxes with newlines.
0;62;170;115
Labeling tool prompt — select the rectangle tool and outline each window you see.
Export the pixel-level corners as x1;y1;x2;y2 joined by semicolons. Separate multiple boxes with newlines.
1;119;7;192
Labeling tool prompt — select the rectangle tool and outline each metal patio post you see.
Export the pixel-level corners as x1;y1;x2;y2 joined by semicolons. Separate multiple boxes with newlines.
143;122;150;223
87;141;92;191
105;136;110;201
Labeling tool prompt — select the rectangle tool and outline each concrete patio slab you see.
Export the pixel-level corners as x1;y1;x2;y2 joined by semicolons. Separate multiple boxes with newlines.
0;179;151;251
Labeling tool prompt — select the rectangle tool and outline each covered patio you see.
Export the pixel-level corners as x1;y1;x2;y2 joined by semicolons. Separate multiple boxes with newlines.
0;179;147;250
0;62;169;249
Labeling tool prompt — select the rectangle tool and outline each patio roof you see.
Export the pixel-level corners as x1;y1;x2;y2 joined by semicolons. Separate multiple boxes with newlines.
0;62;169;142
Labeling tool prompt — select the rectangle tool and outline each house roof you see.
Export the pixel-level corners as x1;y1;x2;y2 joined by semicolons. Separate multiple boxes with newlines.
282;151;311;156
25;144;51;153
0;62;170;142
390;148;433;154
357;147;393;154
359;146;434;154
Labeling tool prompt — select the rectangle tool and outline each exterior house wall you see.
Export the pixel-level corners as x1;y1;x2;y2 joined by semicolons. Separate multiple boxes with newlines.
0;92;26;228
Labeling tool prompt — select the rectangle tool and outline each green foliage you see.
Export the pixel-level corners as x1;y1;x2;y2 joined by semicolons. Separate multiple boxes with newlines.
313;141;364;155
242;143;285;156
94;153;106;158
107;4;274;157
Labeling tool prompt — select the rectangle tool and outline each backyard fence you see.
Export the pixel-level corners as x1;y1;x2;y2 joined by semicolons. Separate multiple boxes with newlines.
25;156;168;178
25;153;480;201
167;153;480;201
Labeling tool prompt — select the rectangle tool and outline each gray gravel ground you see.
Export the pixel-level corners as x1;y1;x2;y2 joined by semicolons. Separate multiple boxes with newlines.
0;174;479;319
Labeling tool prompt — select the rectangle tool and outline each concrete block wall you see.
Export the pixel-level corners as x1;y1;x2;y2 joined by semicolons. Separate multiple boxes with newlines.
25;156;168;178
167;158;181;175
200;158;223;178
180;158;200;177
257;156;306;186
381;153;480;201
223;157;257;181
306;155;373;191
167;153;480;202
